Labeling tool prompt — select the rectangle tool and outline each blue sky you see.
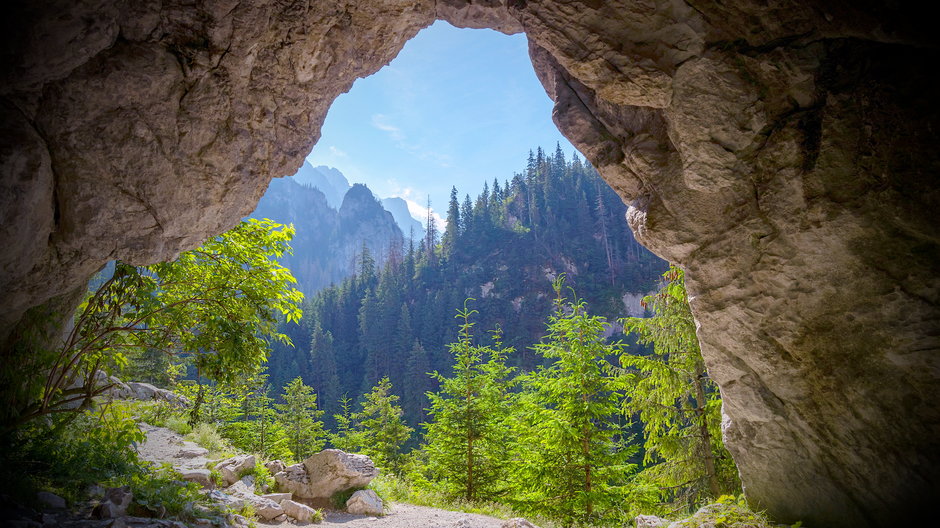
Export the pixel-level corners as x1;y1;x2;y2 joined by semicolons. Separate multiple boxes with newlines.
304;21;577;224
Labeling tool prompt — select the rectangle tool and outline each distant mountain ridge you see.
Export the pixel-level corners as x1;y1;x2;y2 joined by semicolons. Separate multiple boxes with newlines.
250;177;403;296
381;197;425;241
287;162;423;242
290;163;350;209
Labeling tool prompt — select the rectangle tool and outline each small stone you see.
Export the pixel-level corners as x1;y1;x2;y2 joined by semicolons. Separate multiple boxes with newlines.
262;492;292;504
265;459;286;474
181;469;213;488
214;454;255;487
635;514;669;528
345;489;383;516
281;499;318;523
177;446;208;458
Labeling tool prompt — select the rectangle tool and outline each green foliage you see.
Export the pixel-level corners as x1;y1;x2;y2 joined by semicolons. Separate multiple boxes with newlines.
620;266;740;511
331;394;366;453
0;401;143;503
275;377;326;461
237;459;276;494
124;463;204;518
423;301;516;502
352;377;413;472
510;277;635;527
5;219;303;429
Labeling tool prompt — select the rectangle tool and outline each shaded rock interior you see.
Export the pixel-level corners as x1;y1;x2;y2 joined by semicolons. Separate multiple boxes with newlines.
1;1;937;526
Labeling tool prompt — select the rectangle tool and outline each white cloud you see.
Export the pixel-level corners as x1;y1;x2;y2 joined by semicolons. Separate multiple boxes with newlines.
371;114;405;141
328;145;348;157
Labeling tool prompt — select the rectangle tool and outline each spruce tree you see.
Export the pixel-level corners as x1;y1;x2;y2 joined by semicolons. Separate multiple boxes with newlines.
511;276;635;527
331;394;366;453
275;377;326;461
620;266;740;510
353;377;413;472
424;302;516;502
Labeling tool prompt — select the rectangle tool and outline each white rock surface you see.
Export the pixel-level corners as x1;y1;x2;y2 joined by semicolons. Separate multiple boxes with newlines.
281;499;319;523
346;489;383;516
215;454;255;487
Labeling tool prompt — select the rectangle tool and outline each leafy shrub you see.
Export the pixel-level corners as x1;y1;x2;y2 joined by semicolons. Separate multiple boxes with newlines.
237;459;275;494
123;464;203;518
0;402;145;504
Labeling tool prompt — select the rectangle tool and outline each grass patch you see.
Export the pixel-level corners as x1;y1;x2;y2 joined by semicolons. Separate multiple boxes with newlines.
165;414;192;436
186;423;232;458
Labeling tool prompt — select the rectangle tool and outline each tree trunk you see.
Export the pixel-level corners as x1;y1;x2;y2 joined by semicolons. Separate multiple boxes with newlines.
693;367;720;497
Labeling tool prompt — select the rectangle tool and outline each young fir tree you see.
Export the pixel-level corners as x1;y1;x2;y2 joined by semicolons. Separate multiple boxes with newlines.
512;276;635;527
423;302;516;502
620;266;739;511
352;377;413;472
331;394;366;453
275;377;326;461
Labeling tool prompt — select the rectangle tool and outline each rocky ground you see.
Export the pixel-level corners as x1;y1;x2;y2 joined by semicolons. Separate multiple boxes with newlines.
138;424;510;528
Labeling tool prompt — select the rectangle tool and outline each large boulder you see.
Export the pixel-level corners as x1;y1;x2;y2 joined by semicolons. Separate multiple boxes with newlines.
345;489;383;516
214;454;255;487
274;449;378;500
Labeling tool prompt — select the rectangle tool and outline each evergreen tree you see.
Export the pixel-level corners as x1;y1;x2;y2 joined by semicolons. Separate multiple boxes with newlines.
276;377;326;461
309;323;341;428
424;302;516;502
443;187;461;257
353;377;413;472
331;394;366;453
402;339;433;427
620;266;739;510
511;276;635;527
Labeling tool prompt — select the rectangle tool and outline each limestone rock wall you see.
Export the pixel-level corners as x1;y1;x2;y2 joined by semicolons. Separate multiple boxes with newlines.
2;1;937;526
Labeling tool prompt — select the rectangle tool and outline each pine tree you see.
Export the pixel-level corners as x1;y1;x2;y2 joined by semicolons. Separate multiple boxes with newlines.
424;302;516;502
443;187;461;258
620;266;739;510
511;276;635;527
402;339;432;427
353;377;413;472
275;377;326;461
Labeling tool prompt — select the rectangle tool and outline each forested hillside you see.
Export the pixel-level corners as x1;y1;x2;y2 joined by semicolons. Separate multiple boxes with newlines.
267;146;666;428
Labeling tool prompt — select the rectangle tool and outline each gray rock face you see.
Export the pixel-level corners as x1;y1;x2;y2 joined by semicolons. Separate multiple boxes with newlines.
1;2;937;527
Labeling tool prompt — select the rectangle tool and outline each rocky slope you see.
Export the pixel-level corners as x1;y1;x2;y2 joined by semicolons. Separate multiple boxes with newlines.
1;2;937;526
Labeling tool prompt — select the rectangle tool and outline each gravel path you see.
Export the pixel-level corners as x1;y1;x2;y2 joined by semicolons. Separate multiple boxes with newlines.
137;424;508;528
